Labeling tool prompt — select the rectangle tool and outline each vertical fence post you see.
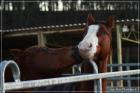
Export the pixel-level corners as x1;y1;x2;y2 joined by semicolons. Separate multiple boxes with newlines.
72;64;81;75
0;60;21;93
126;66;131;88
109;50;114;87
116;24;123;87
37;31;46;46
76;61;102;93
126;47;131;88
89;60;102;93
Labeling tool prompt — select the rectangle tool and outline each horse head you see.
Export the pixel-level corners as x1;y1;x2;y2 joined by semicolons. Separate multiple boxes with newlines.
78;14;115;60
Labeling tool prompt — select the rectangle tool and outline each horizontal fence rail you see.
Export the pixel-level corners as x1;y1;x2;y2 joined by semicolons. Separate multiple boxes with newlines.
107;62;139;88
1;60;140;93
108;63;139;67
5;69;140;90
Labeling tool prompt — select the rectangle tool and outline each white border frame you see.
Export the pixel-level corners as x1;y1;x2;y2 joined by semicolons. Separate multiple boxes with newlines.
1;0;139;92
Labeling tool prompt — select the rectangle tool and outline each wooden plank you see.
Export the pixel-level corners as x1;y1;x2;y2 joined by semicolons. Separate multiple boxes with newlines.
3;32;38;37
3;28;83;37
122;38;140;44
42;28;83;34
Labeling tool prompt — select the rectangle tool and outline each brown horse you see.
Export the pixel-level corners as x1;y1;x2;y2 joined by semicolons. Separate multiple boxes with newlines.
75;14;115;93
5;46;83;92
6;15;114;93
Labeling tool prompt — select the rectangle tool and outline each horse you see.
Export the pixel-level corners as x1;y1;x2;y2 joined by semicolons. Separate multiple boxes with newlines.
5;14;114;93
5;46;83;93
75;14;115;93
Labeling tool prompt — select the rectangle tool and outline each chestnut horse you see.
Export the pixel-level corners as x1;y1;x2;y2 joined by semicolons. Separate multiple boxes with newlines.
75;15;114;93
6;46;83;92
6;15;114;93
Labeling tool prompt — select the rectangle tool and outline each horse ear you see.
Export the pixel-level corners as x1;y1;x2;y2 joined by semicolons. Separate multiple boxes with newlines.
87;14;95;26
106;16;115;30
10;49;24;60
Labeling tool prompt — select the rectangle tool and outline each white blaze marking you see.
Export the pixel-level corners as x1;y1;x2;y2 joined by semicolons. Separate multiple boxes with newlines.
78;25;99;58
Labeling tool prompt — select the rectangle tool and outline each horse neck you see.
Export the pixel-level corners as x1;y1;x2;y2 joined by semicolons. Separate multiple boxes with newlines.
44;47;82;76
47;47;80;69
26;46;81;73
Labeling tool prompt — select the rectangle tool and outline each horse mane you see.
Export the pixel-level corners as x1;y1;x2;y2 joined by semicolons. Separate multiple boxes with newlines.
10;49;25;61
10;45;83;65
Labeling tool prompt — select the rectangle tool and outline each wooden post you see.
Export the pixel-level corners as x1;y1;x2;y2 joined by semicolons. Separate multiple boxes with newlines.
116;24;123;87
37;31;46;46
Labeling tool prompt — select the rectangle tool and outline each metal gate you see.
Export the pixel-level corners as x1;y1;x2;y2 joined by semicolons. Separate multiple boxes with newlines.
0;60;140;93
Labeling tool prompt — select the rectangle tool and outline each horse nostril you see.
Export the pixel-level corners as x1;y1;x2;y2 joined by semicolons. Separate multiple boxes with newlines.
89;43;92;48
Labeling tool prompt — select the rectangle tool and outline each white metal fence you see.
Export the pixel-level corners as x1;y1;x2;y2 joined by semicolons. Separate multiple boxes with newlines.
108;63;139;88
0;60;140;93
